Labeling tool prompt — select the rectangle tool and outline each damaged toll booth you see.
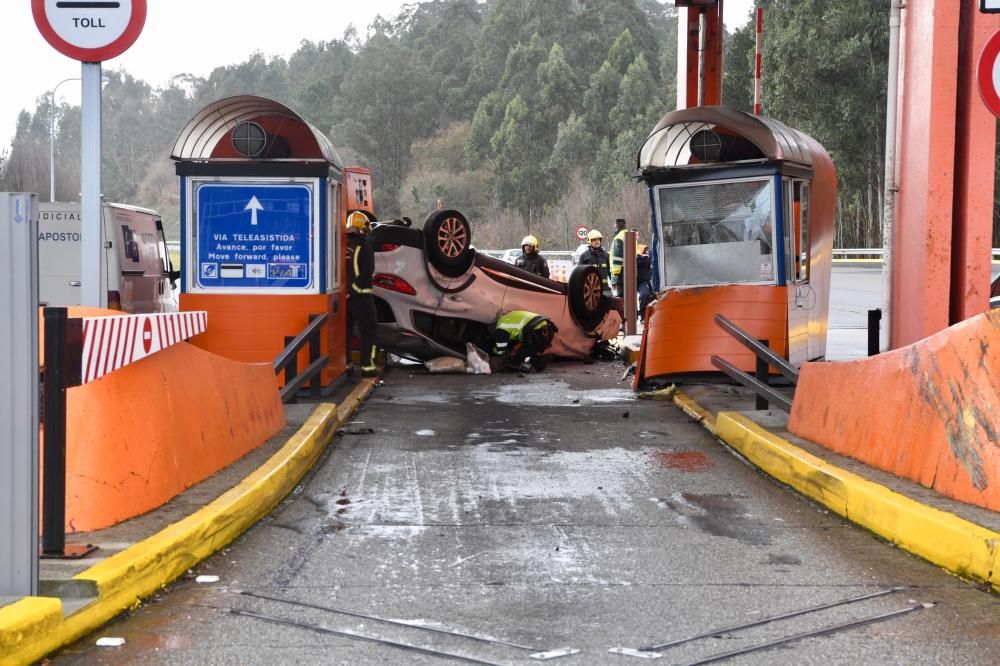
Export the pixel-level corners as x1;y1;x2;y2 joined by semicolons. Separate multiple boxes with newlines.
635;106;837;384
171;95;349;388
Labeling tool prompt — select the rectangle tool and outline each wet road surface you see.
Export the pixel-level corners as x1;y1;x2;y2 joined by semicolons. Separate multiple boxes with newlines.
55;363;1000;664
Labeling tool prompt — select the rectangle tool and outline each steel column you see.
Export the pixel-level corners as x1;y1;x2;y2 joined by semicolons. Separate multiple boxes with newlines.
80;62;103;307
0;193;40;597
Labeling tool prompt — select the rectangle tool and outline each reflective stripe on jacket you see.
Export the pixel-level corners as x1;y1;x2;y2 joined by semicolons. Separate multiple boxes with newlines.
346;233;374;295
610;229;627;277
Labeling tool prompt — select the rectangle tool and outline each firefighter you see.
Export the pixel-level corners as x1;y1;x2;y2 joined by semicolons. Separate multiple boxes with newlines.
492;310;557;372
515;235;550;278
609;217;628;297
345;211;379;377
578;229;611;293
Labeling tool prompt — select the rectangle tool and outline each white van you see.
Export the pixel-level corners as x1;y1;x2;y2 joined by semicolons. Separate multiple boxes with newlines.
38;202;179;313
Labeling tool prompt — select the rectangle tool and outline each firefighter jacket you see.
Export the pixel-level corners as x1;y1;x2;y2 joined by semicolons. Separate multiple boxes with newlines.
610;228;628;282
515;251;550;278
346;232;374;296
636;252;653;285
578;246;611;289
492;311;556;356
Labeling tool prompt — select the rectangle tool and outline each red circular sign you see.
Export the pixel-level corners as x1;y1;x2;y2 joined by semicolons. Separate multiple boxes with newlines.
575;225;589;241
141;317;153;354
32;0;146;62
977;30;1000;118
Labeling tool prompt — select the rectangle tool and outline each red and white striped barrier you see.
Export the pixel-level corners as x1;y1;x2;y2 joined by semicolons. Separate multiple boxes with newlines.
81;311;208;384
754;7;763;116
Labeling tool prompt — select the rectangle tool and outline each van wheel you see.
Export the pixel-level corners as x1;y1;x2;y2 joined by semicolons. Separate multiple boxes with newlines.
424;210;473;277
568;265;607;330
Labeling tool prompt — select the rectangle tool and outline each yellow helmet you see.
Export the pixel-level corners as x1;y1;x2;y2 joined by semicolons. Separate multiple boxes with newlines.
521;235;539;249
347;210;369;232
587;229;603;241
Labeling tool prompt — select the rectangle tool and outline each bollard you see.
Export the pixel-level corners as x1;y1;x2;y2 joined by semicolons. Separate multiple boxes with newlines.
42;308;68;556
868;309;882;356
40;307;94;559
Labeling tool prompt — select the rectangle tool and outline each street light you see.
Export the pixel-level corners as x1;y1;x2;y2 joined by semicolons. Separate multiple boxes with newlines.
48;76;110;202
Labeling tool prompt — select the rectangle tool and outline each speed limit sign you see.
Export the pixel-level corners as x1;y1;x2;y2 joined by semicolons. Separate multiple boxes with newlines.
575;225;589;241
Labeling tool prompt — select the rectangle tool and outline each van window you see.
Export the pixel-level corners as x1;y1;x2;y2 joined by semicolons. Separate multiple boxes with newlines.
655;178;776;287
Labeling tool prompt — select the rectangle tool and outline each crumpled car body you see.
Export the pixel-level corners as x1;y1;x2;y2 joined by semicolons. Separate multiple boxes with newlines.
368;210;621;361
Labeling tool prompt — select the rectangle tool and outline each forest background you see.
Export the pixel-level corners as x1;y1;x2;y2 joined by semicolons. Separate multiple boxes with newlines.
0;0;962;250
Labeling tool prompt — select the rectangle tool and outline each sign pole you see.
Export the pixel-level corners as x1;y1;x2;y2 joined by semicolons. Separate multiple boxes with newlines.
80;62;103;307
0;193;40;597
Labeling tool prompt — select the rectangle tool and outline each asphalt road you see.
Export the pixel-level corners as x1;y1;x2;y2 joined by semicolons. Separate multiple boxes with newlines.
54;362;1000;665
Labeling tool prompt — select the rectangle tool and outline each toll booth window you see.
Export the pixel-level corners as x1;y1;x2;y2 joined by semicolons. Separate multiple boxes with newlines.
656;179;776;287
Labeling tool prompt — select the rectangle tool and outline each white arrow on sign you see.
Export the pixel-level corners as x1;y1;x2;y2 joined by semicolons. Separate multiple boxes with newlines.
245;196;263;225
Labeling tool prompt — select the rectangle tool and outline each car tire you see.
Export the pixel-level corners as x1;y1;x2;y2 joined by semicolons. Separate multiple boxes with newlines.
567;265;608;330
424;209;474;277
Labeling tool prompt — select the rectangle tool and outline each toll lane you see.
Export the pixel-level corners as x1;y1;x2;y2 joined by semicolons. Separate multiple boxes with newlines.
55;364;1000;664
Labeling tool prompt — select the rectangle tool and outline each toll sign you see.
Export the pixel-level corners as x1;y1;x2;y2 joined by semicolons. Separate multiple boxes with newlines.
32;0;147;62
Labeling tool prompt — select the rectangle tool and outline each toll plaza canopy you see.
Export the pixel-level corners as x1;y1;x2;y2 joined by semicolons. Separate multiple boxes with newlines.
169;95;342;169
638;105;825;174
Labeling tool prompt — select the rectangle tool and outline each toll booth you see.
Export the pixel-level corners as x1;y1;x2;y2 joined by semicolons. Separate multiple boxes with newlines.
170;95;350;387
635;106;837;384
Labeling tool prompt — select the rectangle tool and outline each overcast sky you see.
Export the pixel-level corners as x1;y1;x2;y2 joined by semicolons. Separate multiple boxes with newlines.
2;0;754;149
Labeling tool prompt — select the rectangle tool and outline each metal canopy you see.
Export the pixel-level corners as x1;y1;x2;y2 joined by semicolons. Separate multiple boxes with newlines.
638;106;816;171
170;95;342;167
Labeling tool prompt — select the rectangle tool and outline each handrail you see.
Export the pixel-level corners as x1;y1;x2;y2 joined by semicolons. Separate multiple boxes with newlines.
714;314;799;384
274;313;328;404
710;314;796;412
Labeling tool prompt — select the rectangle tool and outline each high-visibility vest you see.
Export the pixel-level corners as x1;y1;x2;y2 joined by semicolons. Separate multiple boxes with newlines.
610;228;628;277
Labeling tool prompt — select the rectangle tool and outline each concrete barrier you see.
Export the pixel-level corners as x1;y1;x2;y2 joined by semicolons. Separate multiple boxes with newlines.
789;309;1000;512
46;307;286;532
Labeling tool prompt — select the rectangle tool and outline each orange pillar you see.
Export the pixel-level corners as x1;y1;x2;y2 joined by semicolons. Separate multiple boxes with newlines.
892;3;998;347
951;4;998;323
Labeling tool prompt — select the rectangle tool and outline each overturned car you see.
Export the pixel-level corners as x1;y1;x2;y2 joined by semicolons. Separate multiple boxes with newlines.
368;210;622;361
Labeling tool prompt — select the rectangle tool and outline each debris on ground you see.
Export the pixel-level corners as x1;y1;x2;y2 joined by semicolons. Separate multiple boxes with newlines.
637;385;677;401
96;637;126;647
196;575;220;583
425;356;467;374
415;429;436;436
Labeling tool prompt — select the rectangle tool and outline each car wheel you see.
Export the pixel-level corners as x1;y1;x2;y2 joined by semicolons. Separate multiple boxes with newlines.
567;265;608;330
424;209;474;277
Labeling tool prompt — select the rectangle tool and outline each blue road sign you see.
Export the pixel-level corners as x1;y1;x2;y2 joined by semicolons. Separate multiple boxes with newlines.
195;183;313;290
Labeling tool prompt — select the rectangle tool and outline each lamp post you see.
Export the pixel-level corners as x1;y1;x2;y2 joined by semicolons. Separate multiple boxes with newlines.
48;76;109;203
48;77;78;203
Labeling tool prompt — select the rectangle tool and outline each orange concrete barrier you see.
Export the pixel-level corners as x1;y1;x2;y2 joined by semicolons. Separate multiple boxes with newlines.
788;309;1000;511
43;307;286;532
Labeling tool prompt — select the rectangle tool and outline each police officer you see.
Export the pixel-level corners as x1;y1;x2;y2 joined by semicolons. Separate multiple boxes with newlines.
492;310;557;372
345;211;379;377
609;218;628;297
515;235;550;278
578;229;611;293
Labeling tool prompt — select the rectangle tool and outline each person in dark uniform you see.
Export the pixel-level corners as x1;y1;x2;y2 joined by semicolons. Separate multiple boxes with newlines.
578;229;612;294
515;235;550;278
636;243;654;322
345;211;379;377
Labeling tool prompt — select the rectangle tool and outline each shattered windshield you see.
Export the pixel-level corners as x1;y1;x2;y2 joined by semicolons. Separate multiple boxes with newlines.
656;179;776;287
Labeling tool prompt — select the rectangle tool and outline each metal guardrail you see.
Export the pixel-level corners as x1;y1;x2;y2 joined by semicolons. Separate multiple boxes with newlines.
273;313;328;404
710;314;796;413
832;248;1000;260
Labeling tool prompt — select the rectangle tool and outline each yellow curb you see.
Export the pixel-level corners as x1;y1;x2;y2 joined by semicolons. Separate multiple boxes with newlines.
714;411;1000;592
0;379;377;666
671;389;717;434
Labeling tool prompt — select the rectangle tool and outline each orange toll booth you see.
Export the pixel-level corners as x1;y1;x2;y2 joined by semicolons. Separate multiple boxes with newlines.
635;106;837;385
171;95;353;388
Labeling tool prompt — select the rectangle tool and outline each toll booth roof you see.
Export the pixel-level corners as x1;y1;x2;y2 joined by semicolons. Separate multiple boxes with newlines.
170;95;342;168
637;106;828;174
